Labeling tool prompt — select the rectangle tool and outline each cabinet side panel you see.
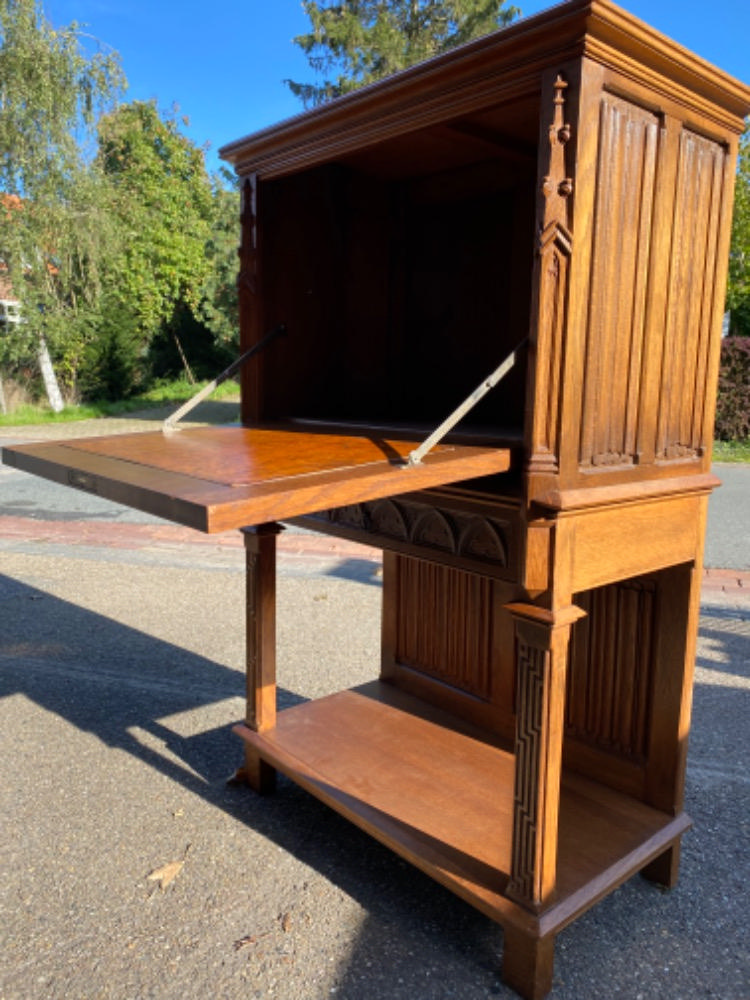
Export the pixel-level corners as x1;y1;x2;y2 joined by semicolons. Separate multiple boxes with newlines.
578;94;660;469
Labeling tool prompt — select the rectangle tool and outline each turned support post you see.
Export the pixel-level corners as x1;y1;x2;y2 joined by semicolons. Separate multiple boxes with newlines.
241;522;283;793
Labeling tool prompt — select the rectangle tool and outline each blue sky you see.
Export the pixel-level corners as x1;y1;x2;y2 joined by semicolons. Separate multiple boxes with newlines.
43;0;749;176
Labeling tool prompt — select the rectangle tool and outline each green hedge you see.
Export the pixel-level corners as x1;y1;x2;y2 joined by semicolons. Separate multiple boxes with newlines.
715;336;750;441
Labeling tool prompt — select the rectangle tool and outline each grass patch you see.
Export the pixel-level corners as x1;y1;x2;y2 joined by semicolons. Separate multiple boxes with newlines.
3;390;749;466
0;379;239;427
713;439;750;463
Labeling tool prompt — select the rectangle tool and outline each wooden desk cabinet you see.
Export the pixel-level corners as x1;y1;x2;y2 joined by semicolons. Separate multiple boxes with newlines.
4;2;749;997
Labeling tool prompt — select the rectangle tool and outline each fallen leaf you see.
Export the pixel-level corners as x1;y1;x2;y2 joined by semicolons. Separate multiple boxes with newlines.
234;934;256;951
234;930;271;951
147;859;184;890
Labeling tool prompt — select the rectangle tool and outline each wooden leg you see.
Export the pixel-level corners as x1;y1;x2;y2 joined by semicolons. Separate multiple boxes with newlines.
240;523;283;794
641;556;705;885
502;925;555;1000
504;603;586;912
642;840;681;889
238;747;277;795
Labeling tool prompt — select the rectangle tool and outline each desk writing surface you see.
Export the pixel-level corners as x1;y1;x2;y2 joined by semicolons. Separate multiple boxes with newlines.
2;425;511;533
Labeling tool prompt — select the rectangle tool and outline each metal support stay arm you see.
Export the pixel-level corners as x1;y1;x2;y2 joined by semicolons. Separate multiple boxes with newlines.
406;338;526;466
163;324;286;432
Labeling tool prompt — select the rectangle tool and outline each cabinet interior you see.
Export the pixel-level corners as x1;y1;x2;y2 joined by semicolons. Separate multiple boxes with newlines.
256;95;540;446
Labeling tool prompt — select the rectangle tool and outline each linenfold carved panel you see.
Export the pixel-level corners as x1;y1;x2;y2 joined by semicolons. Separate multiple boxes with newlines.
307;498;513;575
578;95;728;471
579;94;659;469
394;559;494;700
566;578;656;759
656;129;727;461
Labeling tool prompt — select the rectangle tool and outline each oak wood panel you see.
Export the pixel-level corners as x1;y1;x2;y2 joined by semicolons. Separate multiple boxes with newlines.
393;559;495;699
2;428;511;533
566;578;656;760
381;554;519;737
556;492;708;594
645;560;706;815
578;93;659;469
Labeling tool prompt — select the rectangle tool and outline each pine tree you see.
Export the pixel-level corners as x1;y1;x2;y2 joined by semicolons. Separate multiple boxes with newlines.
286;0;520;107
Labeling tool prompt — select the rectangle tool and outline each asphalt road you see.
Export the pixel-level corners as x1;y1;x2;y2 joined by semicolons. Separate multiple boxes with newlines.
0;416;749;1000
706;464;750;569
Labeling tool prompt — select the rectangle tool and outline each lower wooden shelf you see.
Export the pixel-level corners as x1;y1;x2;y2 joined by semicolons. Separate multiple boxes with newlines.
234;680;691;939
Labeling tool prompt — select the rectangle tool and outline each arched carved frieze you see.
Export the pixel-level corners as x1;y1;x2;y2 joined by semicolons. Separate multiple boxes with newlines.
369;499;409;540
410;508;457;553
305;499;518;578
328;504;369;530
458;517;507;566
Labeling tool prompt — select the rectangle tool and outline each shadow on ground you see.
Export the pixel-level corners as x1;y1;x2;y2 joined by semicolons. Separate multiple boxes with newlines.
1;571;748;999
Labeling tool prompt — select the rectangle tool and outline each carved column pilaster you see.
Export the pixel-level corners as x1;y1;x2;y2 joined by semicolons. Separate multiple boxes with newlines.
527;72;574;482
238;174;263;423
504;602;585;911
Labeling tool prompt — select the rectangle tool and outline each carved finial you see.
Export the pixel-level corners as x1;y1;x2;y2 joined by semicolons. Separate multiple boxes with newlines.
542;73;573;228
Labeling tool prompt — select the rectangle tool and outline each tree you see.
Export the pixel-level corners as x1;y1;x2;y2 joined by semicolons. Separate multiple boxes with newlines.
727;125;750;337
96;100;217;387
0;0;124;406
286;0;519;107
197;168;240;350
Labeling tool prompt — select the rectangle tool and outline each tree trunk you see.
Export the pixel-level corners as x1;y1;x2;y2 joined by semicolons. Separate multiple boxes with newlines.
38;336;64;413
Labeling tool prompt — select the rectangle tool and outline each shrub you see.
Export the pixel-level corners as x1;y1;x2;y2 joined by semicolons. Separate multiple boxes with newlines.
714;336;750;441
77;298;145;401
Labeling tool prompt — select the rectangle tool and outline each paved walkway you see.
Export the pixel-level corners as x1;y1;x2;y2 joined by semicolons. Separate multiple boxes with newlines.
1;403;748;603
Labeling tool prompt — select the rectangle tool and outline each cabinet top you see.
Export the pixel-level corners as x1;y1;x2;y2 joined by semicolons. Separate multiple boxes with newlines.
220;0;750;179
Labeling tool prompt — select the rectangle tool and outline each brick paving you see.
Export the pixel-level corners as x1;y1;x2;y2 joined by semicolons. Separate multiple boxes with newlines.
701;566;750;599
1;406;748;601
